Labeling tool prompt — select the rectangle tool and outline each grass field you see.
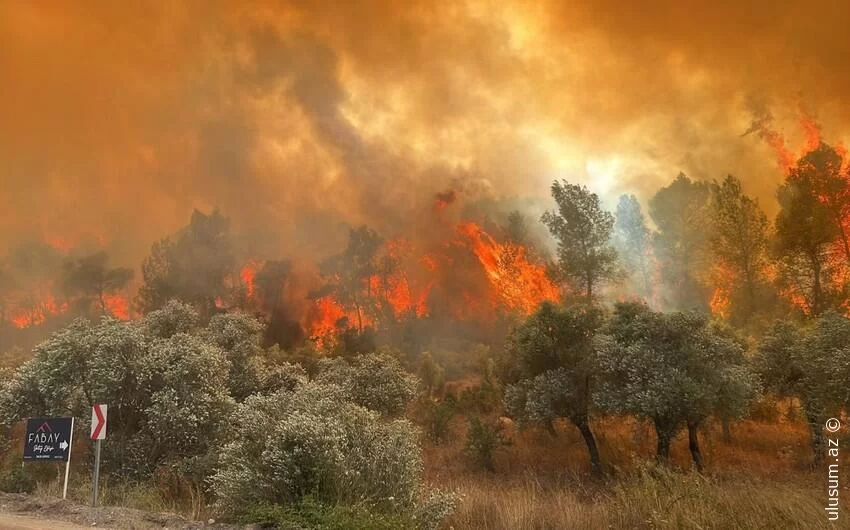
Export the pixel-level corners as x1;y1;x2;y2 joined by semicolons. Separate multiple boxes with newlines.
427;414;849;529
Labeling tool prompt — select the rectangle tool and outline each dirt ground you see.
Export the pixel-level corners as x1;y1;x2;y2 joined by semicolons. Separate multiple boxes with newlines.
0;493;243;530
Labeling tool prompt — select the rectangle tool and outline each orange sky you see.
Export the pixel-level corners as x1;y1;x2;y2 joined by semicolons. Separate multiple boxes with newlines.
2;0;849;265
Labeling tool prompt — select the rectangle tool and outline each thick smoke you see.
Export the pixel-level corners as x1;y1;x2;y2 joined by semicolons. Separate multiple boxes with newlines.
1;0;849;266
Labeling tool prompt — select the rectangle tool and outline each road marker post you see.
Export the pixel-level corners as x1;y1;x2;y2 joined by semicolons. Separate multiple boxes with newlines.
90;404;107;507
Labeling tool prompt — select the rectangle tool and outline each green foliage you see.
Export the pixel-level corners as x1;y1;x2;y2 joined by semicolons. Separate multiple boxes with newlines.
756;312;850;461
596;301;757;461
0;466;37;493
315;353;420;416
0;301;293;480
501;302;603;423
210;384;431;517
418;351;445;397
542;181;618;300
423;396;456;444
457;382;500;414
464;416;510;472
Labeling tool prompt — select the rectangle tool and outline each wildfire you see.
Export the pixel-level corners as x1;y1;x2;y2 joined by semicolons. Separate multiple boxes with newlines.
9;293;68;329
240;261;259;299
103;294;130;320
456;222;560;314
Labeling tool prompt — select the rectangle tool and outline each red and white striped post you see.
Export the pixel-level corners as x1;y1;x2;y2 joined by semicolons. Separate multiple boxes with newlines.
90;404;107;507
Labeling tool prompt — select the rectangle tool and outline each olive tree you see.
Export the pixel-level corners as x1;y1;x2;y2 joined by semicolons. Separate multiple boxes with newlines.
596;302;757;471
757;313;850;463
500;302;605;474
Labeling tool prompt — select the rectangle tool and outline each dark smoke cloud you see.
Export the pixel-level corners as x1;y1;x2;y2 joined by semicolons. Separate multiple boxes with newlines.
1;0;848;267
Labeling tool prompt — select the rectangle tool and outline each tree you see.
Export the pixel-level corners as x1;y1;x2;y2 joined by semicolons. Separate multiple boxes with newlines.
614;194;653;301
541;181;618;301
774;145;849;316
501;301;605;474
61;251;133;317
319;226;384;332
756;313;850;464
137;209;234;317
710;176;771;328
649;173;713;311
253;260;303;348
596;302;756;471
505;210;531;247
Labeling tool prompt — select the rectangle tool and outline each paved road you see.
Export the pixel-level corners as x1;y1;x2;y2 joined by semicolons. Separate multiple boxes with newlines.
0;513;92;529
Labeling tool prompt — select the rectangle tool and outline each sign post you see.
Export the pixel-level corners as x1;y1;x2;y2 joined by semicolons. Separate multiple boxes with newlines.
90;404;107;507
23;417;74;499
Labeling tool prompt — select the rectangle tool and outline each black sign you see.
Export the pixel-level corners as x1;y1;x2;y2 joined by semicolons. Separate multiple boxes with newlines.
23;417;73;462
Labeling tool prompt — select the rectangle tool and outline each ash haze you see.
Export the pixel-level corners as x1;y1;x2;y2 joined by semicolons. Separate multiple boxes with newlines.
1;0;848;266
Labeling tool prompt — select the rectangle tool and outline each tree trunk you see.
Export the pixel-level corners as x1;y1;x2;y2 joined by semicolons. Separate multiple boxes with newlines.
721;415;732;442
575;420;602;475
654;420;671;465
811;253;823;316
545;419;558;437
805;407;824;465
688;421;703;473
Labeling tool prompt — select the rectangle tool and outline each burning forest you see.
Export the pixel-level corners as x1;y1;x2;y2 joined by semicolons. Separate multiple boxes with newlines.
3;1;850;528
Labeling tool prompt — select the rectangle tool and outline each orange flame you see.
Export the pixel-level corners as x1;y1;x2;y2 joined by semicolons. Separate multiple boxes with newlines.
103;294;130;320
240;261;259;299
456;222;560;314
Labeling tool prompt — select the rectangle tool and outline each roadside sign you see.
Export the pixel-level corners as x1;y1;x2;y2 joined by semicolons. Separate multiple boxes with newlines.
23;416;75;499
23;417;73;461
90;404;107;507
91;404;107;440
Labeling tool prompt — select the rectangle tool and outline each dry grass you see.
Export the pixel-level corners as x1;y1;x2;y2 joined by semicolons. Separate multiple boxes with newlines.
443;468;847;529
426;414;848;529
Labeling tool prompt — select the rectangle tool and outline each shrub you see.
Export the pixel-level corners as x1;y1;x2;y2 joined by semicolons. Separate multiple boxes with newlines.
423;396;456;444
0;467;36;493
210;383;452;527
464;416;511;472
315;353;420;415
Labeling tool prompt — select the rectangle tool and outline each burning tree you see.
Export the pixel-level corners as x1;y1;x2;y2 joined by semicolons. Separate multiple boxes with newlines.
61;251;133;319
774;144;850;316
709;175;771;329
317;225;384;334
137;209;235;318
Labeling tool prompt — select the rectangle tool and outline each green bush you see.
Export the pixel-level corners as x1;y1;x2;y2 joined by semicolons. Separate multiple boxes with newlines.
0;467;36;493
423;396;456;444
315;353;420;416
464;417;510;472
